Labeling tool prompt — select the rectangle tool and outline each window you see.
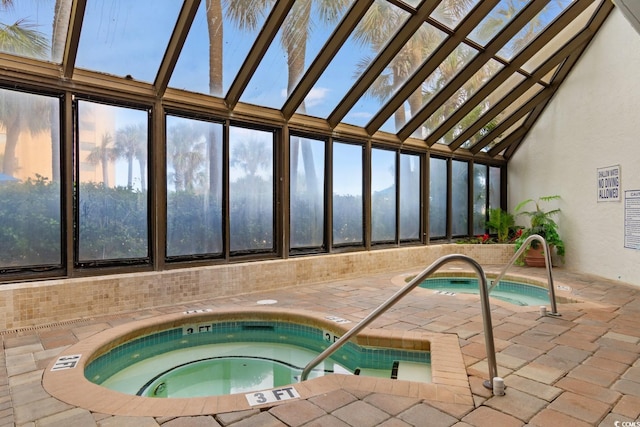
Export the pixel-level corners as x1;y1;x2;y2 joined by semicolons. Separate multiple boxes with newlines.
473;163;488;235
489;166;501;211
399;153;421;241
0;89;61;269
76;100;149;264
332;142;363;246
371;148;396;243
451;160;469;236
166;115;223;258
229;126;274;253
429;157;447;239
290;136;325;250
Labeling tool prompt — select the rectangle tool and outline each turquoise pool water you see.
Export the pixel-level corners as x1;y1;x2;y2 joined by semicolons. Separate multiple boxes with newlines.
420;277;549;306
85;320;431;398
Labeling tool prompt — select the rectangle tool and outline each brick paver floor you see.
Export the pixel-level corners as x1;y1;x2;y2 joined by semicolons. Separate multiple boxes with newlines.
1;265;639;426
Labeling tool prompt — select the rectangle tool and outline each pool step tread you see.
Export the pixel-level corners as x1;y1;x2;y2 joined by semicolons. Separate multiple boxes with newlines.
396;361;432;383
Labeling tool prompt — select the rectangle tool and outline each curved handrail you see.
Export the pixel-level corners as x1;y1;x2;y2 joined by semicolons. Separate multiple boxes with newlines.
299;254;499;391
489;234;560;316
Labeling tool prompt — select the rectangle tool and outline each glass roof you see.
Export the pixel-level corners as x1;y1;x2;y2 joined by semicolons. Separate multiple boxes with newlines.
0;0;613;160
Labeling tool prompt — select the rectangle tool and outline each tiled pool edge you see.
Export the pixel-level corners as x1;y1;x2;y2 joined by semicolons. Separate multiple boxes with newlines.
41;307;472;416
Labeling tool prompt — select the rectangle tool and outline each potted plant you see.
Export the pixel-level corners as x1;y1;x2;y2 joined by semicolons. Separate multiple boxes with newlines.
514;195;565;267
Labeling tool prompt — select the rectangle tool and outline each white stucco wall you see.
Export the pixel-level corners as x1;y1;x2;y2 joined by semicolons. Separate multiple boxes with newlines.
508;8;640;286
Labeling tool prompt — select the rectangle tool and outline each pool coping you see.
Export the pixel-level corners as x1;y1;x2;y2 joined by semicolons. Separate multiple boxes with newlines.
42;307;472;417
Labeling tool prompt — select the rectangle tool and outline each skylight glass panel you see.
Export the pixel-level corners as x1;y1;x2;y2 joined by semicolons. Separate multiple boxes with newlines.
303;0;410;119
397;42;478;137
170;1;276;96
0;0;67;63
479;72;526;109
496;0;572;60
432;73;530;145
345;22;446;129
240;0;354;110
467;0;531;47
521;2;597;73
430;0;481;30
422;59;504;137
496;82;543;119
462;84;542;148
475;115;527;152
75;0;181;82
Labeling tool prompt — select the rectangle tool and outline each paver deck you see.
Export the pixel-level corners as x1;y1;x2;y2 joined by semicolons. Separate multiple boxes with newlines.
1;264;639;426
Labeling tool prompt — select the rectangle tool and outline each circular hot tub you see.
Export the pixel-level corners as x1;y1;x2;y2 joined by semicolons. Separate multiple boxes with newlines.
43;307;466;417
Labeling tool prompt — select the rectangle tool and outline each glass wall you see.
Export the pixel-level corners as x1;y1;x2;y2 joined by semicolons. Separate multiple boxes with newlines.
371;148;396;243
76;100;149;264
333;142;363;246
290;136;325;250
0;88;502;280
166;115;223;258
0;89;61;269
229;126;274;253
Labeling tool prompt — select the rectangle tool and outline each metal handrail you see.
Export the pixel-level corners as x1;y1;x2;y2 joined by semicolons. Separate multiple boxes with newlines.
299;254;499;391
488;234;560;316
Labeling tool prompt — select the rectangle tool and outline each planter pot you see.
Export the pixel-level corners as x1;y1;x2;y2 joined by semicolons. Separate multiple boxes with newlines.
524;244;552;267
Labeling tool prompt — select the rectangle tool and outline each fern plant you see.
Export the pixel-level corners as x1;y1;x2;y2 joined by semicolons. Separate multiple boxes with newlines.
514;195;565;259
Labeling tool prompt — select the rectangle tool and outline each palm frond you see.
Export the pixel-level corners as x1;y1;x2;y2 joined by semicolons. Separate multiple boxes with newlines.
0;19;49;57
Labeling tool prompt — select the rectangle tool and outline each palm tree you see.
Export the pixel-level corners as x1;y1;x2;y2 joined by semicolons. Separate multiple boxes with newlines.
167;122;207;192
114;123;147;190
436;0;562;149
354;0;475;130
230;139;272;178
0;90;52;178
0;1;50;177
85;132;117;187
205;0;224;202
